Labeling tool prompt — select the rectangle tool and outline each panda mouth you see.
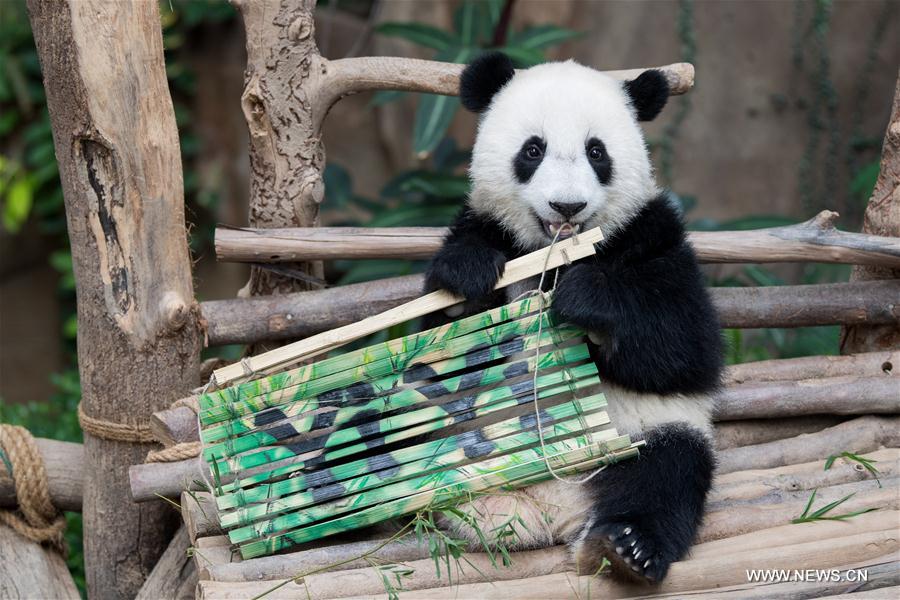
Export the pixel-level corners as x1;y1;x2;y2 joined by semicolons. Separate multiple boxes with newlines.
540;219;580;240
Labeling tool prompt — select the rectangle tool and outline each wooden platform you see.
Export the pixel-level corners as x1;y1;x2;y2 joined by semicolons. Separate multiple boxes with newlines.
167;414;900;599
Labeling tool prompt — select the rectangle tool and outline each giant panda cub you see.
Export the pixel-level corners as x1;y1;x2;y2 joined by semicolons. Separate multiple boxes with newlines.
423;53;723;584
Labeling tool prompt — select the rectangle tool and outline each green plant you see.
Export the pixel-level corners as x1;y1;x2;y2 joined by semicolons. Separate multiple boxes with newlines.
376;0;580;157
791;489;877;524
825;451;882;487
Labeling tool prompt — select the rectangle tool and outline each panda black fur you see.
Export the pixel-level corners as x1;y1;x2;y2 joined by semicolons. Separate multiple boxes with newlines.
423;52;723;584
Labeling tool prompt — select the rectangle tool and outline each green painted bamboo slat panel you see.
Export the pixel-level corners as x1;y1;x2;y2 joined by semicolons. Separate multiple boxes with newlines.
199;295;545;412
200;326;584;450
217;392;610;519
200;310;563;426
199;295;641;559
238;432;638;558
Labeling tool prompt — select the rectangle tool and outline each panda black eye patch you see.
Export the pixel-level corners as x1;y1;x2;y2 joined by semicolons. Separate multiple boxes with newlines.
513;136;546;184
585;137;613;185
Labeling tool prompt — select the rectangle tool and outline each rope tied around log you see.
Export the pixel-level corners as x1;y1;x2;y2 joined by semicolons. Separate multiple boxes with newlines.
145;395;202;463
78;398;204;462
0;424;67;554
77;401;156;443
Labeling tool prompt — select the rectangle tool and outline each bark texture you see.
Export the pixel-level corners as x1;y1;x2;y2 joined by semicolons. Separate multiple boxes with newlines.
26;1;202;597
842;74;900;353
0;438;83;512
236;0;326;305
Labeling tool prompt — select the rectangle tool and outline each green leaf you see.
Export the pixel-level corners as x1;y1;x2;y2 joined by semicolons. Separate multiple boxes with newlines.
414;94;460;158
324;163;353;207
2;176;33;233
496;45;545;68
510;25;582;50
376;22;459;51
401;172;470;198
413;47;474;157
453;1;479;46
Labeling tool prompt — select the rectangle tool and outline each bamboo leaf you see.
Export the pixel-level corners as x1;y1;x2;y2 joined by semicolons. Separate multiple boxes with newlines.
453;1;479;46
376;22;459;51
496;45;545;68
510;25;582;50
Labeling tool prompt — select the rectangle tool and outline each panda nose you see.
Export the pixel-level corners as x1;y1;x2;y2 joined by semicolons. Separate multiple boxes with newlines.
549;201;587;219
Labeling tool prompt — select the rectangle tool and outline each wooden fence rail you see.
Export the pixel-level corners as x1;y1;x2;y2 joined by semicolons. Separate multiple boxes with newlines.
199;278;900;346
215;211;900;268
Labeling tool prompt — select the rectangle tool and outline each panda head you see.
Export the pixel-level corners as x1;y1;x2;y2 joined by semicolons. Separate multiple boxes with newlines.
461;52;669;250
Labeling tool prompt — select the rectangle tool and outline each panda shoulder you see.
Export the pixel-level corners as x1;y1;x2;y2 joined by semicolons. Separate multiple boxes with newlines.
608;195;690;259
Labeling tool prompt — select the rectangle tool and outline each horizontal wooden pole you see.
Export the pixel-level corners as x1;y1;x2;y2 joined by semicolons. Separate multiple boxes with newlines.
315;59;694;130
713;280;900;329
200;279;900;346
714;374;900;420
717;414;900;474
0;437;83;512
214;211;900;267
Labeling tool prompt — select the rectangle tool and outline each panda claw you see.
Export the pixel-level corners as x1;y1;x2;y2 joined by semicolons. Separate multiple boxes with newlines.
615;546;624;555
623;527;632;535
644;559;652;569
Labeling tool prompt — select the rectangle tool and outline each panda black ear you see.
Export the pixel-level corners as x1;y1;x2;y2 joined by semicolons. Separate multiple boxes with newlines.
623;69;670;121
459;51;515;113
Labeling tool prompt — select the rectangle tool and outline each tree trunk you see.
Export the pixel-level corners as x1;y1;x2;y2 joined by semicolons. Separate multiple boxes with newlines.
0;526;79;600
842;74;900;353
26;1;202;597
234;0;326;320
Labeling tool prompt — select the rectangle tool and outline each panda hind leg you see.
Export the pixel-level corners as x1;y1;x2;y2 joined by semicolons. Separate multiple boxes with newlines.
572;422;715;584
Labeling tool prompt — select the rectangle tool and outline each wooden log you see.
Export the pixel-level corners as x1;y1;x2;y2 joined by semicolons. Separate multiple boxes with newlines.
0;524;80;599
202;275;422;347
710;448;899;505
200;528;899;599
712;280;900;329
135;526;197;600
714;416;846;450
199;511;899;589
215;212;900;268
302;546;570;600
842;75;900;354
692;509;899;559
699;484;899;543
130;456;204;502
724;350;898;384
717;415;900;474
0;438;83;511
713;375;900;420
26;1;203;597
317;59;694;124
201;537;428;582
633;556;899;599
151;406;198;447
200;278;900;347
233;0;324;309
181;491;222;544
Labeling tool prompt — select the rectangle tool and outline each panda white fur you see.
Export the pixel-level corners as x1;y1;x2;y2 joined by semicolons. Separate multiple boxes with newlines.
423;53;723;584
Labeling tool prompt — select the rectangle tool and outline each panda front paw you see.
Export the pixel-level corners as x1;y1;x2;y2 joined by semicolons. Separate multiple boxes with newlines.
551;263;613;331
575;520;672;584
424;244;506;301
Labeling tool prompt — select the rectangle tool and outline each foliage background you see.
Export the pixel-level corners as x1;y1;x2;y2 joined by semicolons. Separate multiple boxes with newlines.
0;0;897;594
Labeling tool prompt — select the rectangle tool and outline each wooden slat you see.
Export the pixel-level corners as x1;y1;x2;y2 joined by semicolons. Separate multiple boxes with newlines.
215;211;900;267
200;279;900;347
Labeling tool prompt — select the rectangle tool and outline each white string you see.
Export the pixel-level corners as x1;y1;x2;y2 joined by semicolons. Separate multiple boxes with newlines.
529;227;613;485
